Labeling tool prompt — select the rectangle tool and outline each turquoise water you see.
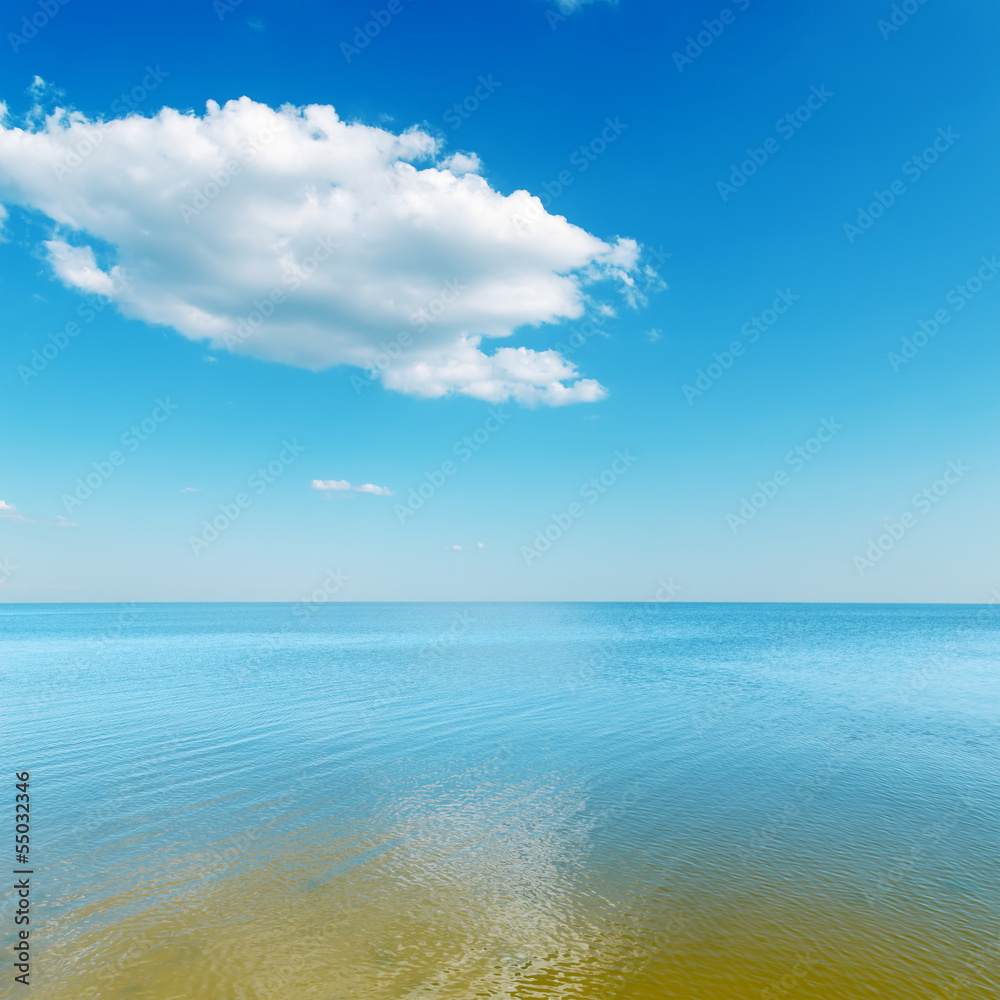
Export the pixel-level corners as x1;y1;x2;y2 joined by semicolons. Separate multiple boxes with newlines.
2;602;999;999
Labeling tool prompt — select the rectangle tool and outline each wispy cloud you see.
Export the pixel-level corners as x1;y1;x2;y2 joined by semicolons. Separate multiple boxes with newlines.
311;479;393;496
0;500;74;527
0;500;32;523
310;479;352;492
445;542;486;551
179;486;201;492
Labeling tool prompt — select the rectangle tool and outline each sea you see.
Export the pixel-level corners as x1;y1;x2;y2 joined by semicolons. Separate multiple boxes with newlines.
2;602;998;999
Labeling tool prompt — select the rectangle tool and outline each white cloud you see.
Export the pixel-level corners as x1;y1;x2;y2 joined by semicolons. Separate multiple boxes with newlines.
0;500;29;522
179;486;201;492
310;479;352;492
0;500;28;521
310;479;392;496
0;96;651;405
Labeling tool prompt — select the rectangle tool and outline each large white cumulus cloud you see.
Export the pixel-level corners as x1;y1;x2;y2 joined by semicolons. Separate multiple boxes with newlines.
0;96;648;405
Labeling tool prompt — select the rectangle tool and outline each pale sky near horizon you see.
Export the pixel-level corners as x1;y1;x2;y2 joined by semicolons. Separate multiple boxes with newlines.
0;0;998;602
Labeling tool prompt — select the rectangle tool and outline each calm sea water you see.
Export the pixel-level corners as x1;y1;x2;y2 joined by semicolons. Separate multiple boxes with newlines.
2;602;998;999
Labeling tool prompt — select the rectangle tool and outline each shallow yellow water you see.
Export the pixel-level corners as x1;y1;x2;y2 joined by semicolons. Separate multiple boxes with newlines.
6;602;999;998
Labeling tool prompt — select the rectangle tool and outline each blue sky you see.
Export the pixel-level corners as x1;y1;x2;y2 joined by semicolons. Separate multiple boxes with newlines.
0;0;997;602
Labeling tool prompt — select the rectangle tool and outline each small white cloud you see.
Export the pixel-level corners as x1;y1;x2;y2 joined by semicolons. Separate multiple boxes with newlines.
646;327;663;343
54;514;76;527
310;479;392;496
311;479;352;492
0;500;30;522
477;542;484;548
179;486;201;492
